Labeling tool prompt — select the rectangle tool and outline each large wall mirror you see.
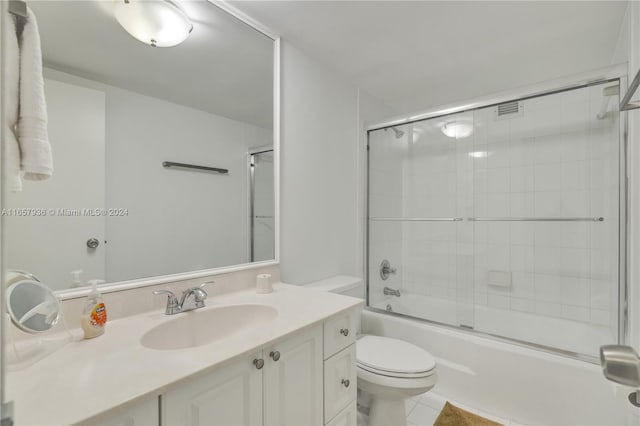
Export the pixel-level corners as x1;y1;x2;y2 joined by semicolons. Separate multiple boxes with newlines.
4;1;277;293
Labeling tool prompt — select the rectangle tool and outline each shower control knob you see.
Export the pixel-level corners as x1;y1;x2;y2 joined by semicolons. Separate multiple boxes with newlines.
86;238;100;249
253;358;264;369
341;378;350;388
340;328;349;336
380;259;397;280
269;351;281;361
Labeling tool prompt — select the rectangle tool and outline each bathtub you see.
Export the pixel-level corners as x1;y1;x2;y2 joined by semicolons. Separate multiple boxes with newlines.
371;292;615;357
361;308;640;425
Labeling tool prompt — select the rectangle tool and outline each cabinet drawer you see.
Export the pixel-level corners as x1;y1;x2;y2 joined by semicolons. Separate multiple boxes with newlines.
325;402;357;426
324;344;357;423
323;309;358;359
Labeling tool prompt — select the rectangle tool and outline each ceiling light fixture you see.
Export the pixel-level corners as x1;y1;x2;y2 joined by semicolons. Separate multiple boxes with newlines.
441;121;474;139
114;0;193;48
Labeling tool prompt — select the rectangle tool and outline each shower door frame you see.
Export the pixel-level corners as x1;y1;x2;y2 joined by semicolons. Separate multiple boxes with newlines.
364;64;629;363
248;148;274;262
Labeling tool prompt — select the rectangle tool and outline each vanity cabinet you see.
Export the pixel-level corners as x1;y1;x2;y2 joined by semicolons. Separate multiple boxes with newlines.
322;309;358;425
263;325;324;425
98;307;359;426
162;351;263;426
162;325;324;426
88;396;159;426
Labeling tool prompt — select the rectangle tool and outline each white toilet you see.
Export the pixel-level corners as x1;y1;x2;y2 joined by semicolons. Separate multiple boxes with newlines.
305;276;437;426
357;335;437;426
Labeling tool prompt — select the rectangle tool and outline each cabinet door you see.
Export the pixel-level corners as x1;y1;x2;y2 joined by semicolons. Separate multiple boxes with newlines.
162;352;263;426
84;396;158;426
324;344;357;423
264;325;323;426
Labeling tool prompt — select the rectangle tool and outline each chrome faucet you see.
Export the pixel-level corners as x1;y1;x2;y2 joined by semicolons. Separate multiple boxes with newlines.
383;286;401;297
153;281;211;315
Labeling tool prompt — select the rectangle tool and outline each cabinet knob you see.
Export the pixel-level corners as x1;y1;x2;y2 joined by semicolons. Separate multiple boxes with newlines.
340;328;349;336
341;378;350;388
253;358;264;369
269;351;281;362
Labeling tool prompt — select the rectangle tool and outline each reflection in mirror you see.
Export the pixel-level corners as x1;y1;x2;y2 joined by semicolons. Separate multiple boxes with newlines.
6;280;60;333
4;1;275;292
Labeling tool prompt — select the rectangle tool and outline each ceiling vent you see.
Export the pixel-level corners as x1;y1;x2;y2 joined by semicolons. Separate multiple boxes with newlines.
494;101;523;120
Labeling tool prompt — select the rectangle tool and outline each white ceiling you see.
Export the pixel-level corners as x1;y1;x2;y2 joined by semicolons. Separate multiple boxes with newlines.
31;1;273;129
232;1;628;115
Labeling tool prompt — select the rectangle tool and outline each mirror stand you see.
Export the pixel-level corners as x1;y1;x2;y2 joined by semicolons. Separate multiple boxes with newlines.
5;275;74;371
5;310;73;371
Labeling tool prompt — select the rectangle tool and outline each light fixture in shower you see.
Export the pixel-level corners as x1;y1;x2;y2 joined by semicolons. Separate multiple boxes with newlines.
114;0;193;48
468;151;488;158
441;121;473;139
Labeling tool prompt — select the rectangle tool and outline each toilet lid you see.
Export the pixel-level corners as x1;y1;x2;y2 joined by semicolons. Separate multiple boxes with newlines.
356;335;436;375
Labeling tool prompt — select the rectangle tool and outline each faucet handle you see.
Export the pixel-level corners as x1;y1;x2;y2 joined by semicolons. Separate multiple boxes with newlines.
153;289;177;299
196;281;213;297
153;289;180;314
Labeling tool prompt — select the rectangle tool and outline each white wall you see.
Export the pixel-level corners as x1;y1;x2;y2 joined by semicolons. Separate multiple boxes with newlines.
5;79;106;290
279;42;398;285
279;42;359;284
42;69;272;284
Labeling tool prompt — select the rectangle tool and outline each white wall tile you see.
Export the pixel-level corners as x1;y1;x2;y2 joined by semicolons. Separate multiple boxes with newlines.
488;294;509;309
536;301;562;317
560;276;589;307
534;274;562;302
511;297;535;313
561;305;590;322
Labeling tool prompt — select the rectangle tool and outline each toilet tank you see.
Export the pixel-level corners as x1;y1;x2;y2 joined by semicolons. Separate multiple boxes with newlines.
305;275;364;299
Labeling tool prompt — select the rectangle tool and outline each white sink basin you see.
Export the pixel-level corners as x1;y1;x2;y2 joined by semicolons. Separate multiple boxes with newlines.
141;304;278;350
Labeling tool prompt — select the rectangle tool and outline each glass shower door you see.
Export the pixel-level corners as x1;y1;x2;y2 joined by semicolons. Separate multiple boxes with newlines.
470;82;621;357
368;111;475;329
367;80;622;358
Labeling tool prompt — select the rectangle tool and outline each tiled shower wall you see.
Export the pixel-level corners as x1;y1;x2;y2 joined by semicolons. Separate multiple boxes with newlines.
471;85;619;334
369;82;620;343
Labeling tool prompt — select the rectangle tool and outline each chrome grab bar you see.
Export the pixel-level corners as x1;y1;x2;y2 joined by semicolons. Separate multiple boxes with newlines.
469;217;604;222
370;217;463;221
370;217;604;222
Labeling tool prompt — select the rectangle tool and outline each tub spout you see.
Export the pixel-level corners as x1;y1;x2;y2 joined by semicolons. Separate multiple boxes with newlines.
383;286;401;297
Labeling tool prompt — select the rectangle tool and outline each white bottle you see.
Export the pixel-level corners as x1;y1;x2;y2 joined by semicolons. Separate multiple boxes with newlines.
70;270;83;288
81;279;107;339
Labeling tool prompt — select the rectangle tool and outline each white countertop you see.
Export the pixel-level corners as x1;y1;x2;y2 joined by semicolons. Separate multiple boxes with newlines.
7;283;363;425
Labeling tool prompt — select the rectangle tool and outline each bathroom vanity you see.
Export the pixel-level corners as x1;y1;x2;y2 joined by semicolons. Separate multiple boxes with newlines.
6;283;362;426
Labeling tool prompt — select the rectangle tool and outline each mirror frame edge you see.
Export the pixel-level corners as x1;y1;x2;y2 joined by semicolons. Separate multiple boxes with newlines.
0;0;7;415
50;1;281;301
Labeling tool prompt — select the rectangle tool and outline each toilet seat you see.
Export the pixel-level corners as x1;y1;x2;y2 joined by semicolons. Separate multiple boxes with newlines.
356;335;436;379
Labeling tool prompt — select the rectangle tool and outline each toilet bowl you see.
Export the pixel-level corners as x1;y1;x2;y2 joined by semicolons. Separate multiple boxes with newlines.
357;335;437;426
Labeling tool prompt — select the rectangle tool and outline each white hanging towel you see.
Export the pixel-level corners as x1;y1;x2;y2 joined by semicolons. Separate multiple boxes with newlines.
17;7;53;183
3;12;22;191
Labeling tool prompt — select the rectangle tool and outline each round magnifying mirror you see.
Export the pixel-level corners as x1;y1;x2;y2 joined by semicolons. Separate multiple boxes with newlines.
5;269;41;287
6;280;60;333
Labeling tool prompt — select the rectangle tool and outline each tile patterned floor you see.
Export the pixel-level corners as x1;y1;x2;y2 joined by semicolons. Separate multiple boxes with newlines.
358;391;522;426
405;392;517;426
